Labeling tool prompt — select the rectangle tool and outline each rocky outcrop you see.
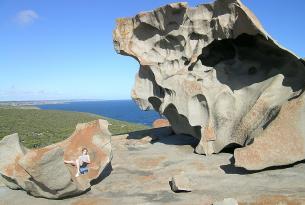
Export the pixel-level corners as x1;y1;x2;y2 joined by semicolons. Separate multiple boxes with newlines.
0;119;112;199
234;93;305;170
113;0;305;169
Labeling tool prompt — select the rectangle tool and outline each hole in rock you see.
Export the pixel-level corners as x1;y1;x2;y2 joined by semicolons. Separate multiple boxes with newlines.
163;5;186;31
198;39;235;67
197;33;305;91
159;35;185;51
134;22;161;41
189;32;208;41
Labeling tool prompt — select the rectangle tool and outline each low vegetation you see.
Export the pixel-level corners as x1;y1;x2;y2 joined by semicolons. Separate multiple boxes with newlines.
0;108;149;148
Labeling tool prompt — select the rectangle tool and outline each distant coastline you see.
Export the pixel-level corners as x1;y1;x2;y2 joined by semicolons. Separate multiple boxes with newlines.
0;99;104;106
37;100;160;126
1;99;160;125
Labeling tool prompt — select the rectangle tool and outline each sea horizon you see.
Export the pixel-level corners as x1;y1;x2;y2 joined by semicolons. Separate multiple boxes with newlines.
36;100;161;126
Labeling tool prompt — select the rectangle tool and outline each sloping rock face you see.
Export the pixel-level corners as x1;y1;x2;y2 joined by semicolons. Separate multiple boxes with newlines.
113;0;305;169
0;119;112;199
234;93;305;170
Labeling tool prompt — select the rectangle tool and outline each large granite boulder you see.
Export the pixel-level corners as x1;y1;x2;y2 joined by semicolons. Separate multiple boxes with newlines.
234;92;305;170
0;119;112;199
113;0;305;169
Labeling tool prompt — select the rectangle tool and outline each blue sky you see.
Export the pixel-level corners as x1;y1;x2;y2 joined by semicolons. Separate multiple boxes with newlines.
0;0;304;101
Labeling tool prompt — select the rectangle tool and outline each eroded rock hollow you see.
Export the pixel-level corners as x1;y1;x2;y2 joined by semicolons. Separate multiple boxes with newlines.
0;119;112;199
113;0;305;170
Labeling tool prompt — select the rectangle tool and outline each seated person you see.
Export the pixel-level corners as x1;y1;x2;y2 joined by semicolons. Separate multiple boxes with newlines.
64;148;91;177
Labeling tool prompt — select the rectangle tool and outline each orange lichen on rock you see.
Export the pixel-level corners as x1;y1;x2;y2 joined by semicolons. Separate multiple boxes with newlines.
152;119;170;128
203;125;216;141
133;156;166;170
60;120;111;179
136;174;157;183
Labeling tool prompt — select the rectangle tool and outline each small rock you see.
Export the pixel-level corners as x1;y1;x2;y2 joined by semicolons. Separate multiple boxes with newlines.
125;135;159;147
141;135;158;143
169;174;191;192
213;198;238;205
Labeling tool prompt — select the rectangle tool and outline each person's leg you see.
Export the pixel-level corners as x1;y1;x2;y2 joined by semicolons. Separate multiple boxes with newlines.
64;160;76;165
75;159;80;177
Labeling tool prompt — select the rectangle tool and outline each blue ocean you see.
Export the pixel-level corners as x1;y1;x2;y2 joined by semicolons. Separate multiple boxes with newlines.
37;100;161;126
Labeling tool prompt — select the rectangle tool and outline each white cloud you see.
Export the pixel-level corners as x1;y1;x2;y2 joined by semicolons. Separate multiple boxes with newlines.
15;10;39;26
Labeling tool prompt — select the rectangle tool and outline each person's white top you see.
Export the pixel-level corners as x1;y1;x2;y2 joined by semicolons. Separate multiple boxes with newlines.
79;155;89;163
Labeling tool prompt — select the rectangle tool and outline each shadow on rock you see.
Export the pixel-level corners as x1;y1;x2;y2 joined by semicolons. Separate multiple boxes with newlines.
220;157;305;175
127;127;173;140
90;162;113;186
155;134;198;147
127;127;198;148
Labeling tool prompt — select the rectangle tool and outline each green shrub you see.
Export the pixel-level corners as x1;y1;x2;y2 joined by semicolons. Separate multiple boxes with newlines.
0;108;148;148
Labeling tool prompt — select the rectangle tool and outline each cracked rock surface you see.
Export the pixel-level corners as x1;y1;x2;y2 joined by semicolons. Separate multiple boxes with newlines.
113;0;305;170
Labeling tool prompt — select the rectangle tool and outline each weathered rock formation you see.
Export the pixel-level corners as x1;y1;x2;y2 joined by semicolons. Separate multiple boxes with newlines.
113;0;305;170
0;119;112;199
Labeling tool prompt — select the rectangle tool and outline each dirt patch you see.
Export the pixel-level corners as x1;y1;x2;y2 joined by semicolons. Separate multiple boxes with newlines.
136;174;157;183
